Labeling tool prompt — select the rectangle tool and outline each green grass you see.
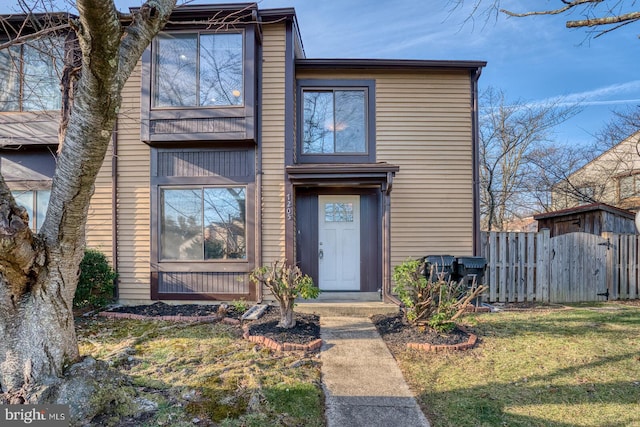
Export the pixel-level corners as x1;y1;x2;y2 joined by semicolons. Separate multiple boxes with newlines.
395;302;640;427
76;317;324;426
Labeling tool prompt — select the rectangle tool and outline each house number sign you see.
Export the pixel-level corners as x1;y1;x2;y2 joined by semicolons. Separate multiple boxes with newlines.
286;193;293;221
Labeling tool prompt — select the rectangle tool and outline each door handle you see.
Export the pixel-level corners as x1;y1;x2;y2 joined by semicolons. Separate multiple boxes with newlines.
319;249;324;259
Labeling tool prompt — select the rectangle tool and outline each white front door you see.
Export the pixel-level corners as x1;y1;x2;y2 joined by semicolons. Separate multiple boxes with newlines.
318;195;360;291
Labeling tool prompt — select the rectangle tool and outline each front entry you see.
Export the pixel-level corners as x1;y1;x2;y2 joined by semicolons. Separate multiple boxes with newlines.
318;195;361;290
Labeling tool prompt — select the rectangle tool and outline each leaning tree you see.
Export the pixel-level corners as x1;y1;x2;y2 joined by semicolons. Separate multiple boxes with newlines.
0;0;176;402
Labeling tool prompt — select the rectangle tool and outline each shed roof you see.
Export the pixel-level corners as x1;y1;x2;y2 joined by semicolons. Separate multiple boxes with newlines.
533;203;635;221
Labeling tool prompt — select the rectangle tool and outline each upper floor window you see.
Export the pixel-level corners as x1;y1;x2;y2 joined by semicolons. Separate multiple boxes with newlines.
0;37;63;112
619;174;640;200
303;89;366;154
153;32;243;108
297;79;375;163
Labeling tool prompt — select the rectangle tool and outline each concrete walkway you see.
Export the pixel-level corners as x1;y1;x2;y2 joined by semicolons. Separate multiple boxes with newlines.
320;316;431;427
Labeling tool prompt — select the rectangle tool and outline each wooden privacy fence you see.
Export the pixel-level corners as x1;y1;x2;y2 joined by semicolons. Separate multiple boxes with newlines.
480;230;640;303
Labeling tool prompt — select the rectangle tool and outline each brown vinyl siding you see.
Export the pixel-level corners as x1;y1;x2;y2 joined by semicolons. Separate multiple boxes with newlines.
296;69;474;264
85;142;114;259
260;23;287;263
116;61;152;302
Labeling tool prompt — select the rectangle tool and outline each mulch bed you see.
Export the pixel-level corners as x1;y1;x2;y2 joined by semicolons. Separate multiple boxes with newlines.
372;312;477;353
99;302;322;351
99;302;483;353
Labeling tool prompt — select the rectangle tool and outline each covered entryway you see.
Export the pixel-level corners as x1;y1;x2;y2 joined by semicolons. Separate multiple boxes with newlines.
286;163;399;300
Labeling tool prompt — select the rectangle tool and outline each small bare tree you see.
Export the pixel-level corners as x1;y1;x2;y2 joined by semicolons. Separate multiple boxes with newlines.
479;87;581;230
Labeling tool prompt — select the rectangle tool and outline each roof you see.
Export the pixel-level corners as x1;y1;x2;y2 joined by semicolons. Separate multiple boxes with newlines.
533;203;636;221
296;58;486;72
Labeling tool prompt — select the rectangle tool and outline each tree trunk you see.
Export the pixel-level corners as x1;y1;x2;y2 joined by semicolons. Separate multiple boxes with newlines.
277;298;296;329
0;272;79;401
0;0;177;400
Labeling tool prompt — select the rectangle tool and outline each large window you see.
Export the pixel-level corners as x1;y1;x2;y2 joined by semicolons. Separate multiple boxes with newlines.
160;187;246;261
11;189;50;232
302;89;366;154
0;37;63;111
153;32;243;108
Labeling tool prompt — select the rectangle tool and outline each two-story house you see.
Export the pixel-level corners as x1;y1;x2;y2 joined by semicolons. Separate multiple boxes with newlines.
0;3;485;305
552;130;640;213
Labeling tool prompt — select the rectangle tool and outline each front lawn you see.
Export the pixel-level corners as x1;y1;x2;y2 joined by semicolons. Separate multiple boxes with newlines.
76;317;324;426
394;302;640;427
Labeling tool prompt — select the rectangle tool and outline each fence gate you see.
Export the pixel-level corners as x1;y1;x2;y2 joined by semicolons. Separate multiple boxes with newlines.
548;232;607;302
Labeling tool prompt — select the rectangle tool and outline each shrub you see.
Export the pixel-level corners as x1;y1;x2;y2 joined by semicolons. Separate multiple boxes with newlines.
249;260;319;328
392;258;485;332
74;249;117;310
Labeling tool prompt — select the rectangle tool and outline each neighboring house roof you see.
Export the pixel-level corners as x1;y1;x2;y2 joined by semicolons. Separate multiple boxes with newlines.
534;202;635;221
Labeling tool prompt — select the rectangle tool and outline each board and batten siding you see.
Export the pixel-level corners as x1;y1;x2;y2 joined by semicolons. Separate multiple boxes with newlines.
295;69;475;266
260;23;287;264
116;61;152;303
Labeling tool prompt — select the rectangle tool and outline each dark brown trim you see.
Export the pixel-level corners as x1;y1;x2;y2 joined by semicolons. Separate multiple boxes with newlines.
296;58;487;71
471;67;482;256
111;124;119;300
286;163;399;186
284;18;296;263
150;272;256;301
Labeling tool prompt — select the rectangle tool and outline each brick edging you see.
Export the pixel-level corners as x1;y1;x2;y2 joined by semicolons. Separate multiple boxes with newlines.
98;311;241;325
406;326;478;352
242;325;322;352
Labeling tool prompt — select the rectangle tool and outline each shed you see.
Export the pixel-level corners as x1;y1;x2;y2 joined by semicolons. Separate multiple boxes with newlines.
533;203;637;237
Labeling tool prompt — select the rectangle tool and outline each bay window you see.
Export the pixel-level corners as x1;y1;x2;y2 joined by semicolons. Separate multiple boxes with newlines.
153;32;244;108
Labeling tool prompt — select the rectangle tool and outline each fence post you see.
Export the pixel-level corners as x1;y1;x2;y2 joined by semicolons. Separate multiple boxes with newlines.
536;229;550;303
603;232;618;300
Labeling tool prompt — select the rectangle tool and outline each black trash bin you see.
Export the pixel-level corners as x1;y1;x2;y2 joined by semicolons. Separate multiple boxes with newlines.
454;256;487;286
455;256;487;307
421;255;456;282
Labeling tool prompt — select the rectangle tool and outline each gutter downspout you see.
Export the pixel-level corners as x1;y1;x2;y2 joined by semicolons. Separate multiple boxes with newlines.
471;67;482;256
111;123;119;300
382;172;402;305
255;14;263;303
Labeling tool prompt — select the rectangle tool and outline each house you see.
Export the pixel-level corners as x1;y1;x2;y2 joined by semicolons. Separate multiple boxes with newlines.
0;3;485;304
533;203;637;237
552;130;640;212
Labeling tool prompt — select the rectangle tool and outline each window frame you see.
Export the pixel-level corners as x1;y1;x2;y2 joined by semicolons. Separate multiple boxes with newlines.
296;79;376;164
618;173;640;201
0;36;64;112
10;188;51;232
159;185;248;263
150;30;245;110
150;147;256;274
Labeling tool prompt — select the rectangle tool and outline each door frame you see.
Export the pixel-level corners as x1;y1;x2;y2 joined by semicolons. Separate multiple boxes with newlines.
295;187;381;292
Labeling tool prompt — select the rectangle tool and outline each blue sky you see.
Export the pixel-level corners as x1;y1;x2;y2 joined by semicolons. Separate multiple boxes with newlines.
4;0;640;148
